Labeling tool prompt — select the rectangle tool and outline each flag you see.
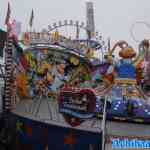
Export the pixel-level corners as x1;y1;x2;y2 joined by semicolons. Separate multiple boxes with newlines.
13;38;29;71
22;32;30;46
5;2;11;25
9;20;21;40
29;9;34;28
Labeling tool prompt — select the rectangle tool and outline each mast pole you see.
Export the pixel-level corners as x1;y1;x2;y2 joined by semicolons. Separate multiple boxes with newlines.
101;96;108;150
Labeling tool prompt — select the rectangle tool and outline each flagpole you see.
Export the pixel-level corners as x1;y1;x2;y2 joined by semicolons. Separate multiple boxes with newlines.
101;96;108;150
108;37;111;53
76;24;79;40
29;23;32;33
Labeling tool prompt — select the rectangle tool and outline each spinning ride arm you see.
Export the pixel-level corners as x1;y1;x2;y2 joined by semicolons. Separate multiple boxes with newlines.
110;40;129;55
109;40;148;67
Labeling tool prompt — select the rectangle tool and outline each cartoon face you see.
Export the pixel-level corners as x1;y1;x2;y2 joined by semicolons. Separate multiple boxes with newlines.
16;46;91;99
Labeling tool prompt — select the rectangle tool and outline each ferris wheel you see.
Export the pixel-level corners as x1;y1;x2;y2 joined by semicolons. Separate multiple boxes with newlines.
47;20;107;53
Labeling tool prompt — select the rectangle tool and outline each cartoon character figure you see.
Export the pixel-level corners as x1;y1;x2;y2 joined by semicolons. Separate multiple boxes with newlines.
116;46;136;79
105;41;136;80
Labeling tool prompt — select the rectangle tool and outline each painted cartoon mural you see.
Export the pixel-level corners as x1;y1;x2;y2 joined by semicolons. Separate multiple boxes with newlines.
12;39;150;150
95;40;150;123
13;38;150;127
15;46;91;99
9;29;150;150
2;3;150;149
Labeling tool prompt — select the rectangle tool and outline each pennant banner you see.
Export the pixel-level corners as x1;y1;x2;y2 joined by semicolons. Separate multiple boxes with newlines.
5;2;11;25
29;9;34;28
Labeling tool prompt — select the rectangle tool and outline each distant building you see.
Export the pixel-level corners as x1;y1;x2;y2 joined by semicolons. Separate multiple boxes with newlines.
86;1;95;39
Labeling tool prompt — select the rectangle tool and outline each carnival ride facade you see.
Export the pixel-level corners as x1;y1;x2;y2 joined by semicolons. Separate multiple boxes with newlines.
12;22;105;129
0;2;150;150
1;19;150;150
9;19;150;126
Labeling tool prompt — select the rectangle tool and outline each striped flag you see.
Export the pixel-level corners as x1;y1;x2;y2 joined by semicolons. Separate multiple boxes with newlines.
5;2;11;25
29;9;34;28
13;39;29;71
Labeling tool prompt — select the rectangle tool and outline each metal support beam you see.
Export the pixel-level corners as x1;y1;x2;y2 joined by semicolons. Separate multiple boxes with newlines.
101;96;108;150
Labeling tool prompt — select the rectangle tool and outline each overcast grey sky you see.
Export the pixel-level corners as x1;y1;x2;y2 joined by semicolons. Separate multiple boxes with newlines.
1;0;150;48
